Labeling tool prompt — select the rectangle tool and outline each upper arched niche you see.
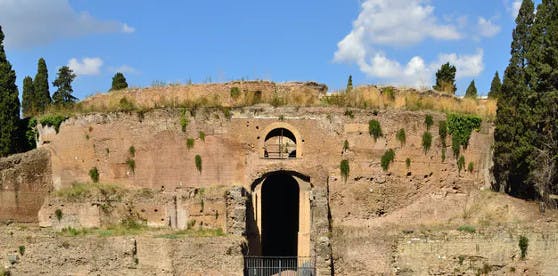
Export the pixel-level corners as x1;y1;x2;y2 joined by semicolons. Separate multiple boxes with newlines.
260;122;303;159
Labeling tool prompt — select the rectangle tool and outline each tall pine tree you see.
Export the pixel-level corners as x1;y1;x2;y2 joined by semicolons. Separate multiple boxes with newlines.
488;71;502;99
52;66;77;105
33;58;50;113
433;62;457;94
22;76;35;117
465;80;478;98
0;26;21;156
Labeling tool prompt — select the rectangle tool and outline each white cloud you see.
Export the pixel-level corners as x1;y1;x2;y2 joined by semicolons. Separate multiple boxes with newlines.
122;24;135;34
334;0;482;88
68;57;103;76
109;65;138;74
0;0;135;48
477;17;501;38
437;49;484;78
346;49;484;88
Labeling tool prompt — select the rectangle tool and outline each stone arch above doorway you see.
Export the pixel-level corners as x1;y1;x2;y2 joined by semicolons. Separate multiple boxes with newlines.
260;122;303;159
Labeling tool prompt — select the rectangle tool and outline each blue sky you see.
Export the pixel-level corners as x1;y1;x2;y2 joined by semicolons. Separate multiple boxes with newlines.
0;0;531;99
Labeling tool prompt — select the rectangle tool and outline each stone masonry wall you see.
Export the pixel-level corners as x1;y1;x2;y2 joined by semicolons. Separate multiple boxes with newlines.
0;149;52;222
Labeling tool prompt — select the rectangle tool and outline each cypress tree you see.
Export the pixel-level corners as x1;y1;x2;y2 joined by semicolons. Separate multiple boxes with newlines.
488;71;502;99
433;62;457;94
110;72;128;91
0;26;21;156
33;58;50;113
52;66;77;105
346;75;353;93
493;0;538;197
465;80;478;98
22;76;35;117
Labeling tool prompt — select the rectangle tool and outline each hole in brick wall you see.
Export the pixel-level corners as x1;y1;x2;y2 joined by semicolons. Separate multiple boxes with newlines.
154;209;158;212
257;136;260;140
256;126;259;129
141;209;145;212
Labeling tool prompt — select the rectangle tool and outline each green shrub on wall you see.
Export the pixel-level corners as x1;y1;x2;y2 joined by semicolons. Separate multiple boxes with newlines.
381;149;395;171
425;114;433;131
519;235;529;259
405;158;411;170
438;120;447;147
199;131;206;142
89;167;99;183
422;132;432;154
458;155;465;174
195;155;202;173
340;159;350;183
368;120;383;141
230;87;241;99
396;128;406;146
39;114;68;133
186;138;195;150
447;113;482;149
343;140;349;152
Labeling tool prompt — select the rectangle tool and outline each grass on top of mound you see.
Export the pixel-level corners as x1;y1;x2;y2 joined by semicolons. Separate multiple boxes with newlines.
36;83;496;120
55;182;126;201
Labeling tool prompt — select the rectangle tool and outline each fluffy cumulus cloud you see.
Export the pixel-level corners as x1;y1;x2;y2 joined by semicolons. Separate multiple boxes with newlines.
334;0;485;88
68;57;103;76
0;0;135;48
477;17;501;38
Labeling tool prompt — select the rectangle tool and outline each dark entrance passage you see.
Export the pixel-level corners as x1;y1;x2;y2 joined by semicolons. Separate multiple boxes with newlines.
261;173;299;257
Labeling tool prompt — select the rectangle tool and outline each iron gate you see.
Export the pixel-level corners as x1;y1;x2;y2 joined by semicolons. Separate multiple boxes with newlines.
244;256;316;276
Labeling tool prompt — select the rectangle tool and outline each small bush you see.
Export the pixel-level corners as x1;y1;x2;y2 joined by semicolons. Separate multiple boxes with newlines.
447;113;482;149
381;149;395;171
458;155;465;174
519;235;528;259
39;114;68;133
438;120;447;146
199;131;205;142
278;115;285;121
369;120;383;141
381;87;395;100
89;167;99;183
452;135;460;158
230;87;241;99
344;109;354;119
128;146;135;157
457;225;476;233
195;155;202;173
396;128;406;146
422;132;432;154
425;114;433;130
18;245;25;256
340;159;350;183
180;110;189;132
126;158;136;173
343;140;349;152
441;147;446;162
55;209;63;221
118;97;136;111
186;138;195;150
405;158;411;170
468;162;474;173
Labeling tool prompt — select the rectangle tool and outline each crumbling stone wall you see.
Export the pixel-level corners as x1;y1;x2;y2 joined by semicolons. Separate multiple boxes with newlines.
0;149;52;222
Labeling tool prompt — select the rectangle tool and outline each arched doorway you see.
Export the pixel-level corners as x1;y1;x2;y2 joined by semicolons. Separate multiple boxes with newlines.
260;122;303;159
261;173;300;256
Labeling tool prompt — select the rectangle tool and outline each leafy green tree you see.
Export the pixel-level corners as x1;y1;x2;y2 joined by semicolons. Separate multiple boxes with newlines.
0;26;21;156
33;58;51;113
52;66;77;105
465;80;478;98
21;76;35;117
433;62;457;94
488;71;502;99
110;72;128;91
346;75;353;93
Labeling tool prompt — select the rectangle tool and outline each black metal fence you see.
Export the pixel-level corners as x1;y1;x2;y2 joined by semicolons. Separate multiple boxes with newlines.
244;256;316;276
